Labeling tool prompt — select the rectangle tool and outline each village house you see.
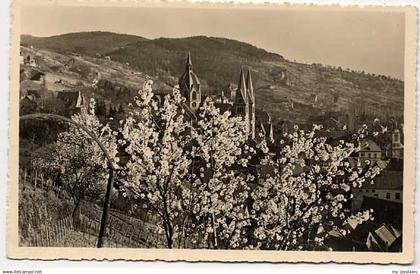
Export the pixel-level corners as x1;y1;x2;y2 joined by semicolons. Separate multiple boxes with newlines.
346;135;404;251
358;138;382;162
366;223;402;252
56;90;87;116
351;158;403;212
361;195;402;231
307;111;348;132
19;68;46;99
324;220;402;252
23;53;38;67
20;93;39;115
19;51;24;65
29;69;45;82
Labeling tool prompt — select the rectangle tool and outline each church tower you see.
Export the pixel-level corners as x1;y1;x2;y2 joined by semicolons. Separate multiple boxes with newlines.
391;128;404;159
246;70;256;139
178;52;201;112
234;68;250;136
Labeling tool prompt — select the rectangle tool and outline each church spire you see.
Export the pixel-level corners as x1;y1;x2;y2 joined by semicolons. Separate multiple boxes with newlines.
186;51;193;71
178;52;201;112
246;69;254;103
236;68;248;103
269;122;274;143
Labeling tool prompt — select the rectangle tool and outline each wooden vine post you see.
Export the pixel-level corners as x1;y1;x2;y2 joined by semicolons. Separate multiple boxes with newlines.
20;113;115;248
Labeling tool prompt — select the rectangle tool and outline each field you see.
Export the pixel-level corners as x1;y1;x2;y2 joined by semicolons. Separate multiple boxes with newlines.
18;170;164;248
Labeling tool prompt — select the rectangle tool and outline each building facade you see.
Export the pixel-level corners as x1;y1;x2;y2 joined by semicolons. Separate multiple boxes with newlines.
390;129;404;159
351;158;403;211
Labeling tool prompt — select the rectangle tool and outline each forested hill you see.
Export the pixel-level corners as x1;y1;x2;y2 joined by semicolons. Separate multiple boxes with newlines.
21;32;404;124
21;32;148;56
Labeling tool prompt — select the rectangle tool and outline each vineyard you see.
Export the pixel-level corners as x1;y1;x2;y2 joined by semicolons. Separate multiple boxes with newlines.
18;168;164;248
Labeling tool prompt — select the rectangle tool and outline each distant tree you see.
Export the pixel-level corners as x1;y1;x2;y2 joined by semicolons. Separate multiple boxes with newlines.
38;94;67;116
20;95;69;145
94;99;107;117
108;105;117;118
73;46;86;55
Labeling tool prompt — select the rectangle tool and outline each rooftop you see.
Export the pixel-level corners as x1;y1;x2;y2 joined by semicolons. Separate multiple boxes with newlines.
360;139;382;152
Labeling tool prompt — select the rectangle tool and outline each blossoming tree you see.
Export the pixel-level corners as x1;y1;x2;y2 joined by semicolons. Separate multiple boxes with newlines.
120;80;383;250
246;125;382;250
120;83;258;249
34;99;119;227
120;83;193;248
179;99;256;249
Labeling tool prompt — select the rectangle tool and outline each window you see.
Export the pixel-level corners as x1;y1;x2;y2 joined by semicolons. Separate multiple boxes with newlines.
386;193;391;199
359;189;362;193
190;101;198;109
366;190;369;193
395;192;401;200
374;194;378;197
191;89;197;100
372;189;375;193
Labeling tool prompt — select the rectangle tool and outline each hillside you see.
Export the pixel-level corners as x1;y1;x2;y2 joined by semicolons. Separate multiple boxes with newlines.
106;36;284;87
19;45;171;122
21;32;404;124
21;31;147;56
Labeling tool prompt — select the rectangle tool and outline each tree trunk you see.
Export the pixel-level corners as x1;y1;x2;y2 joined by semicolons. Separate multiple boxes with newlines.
167;234;173;249
165;221;174;249
211;213;218;249
178;216;189;248
72;200;82;228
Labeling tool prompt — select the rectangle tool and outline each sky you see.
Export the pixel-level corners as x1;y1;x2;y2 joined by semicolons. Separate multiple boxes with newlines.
20;5;405;79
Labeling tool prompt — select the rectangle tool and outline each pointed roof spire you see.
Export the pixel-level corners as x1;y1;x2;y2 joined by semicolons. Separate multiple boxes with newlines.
238;68;246;89
75;90;83;108
236;68;248;103
186;51;193;70
179;51;201;97
246;69;254;103
269;123;274;143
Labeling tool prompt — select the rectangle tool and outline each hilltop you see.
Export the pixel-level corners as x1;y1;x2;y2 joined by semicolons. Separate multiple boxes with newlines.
21;32;404;124
21;31;147;56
